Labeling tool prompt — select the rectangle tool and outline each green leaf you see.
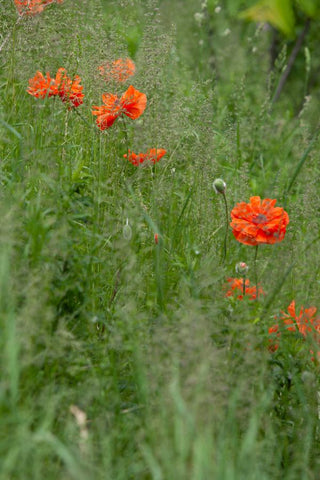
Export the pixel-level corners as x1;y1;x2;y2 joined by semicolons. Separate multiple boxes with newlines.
239;0;296;37
295;0;320;18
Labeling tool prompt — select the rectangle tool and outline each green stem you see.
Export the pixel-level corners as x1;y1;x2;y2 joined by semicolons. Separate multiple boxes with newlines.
254;245;259;300
242;275;246;297
73;108;93;129
222;192;229;263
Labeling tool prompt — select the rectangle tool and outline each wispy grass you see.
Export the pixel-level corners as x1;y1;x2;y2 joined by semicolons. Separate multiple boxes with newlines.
1;0;320;478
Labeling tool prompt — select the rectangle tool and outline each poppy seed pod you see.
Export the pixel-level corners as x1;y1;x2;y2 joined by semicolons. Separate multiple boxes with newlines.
213;178;226;194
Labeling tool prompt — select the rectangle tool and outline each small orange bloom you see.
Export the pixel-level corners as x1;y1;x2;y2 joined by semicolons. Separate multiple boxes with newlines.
230;196;289;246
92;85;147;130
123;148;167;166
14;0;62;16
99;58;136;83
269;300;320;354
27;71;56;98
54;68;84;107
225;277;264;301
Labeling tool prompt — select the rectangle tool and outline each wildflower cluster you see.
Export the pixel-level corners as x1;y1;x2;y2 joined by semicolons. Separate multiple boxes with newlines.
24;2;318;364
216;186;318;360
26;7;166;169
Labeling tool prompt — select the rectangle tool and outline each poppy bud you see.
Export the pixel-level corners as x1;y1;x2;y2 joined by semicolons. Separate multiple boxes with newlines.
123;219;132;240
236;262;249;275
212;178;226;194
154;233;159;245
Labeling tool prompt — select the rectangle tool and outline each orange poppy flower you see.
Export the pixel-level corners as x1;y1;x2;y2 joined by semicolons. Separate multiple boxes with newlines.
225;277;264;300
54;68;84;107
27;71;56;98
92;85;147;130
14;0;62;16
268;300;320;353
27;68;84;107
99;58;136;83
92;93;122;129
120;85;147;120
123;148;167;166
230;196;289;246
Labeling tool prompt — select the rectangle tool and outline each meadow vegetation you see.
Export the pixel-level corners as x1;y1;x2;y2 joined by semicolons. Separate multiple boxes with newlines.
1;0;320;478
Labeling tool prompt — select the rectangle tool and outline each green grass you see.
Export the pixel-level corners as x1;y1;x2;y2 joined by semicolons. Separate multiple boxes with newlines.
1;0;320;478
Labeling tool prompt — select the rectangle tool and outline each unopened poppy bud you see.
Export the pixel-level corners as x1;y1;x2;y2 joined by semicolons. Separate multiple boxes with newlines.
154;233;159;245
236;262;249;275
123;219;132;240
212;178;226;194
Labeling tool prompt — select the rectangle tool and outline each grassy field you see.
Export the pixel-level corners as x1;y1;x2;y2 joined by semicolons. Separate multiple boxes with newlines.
1;0;320;478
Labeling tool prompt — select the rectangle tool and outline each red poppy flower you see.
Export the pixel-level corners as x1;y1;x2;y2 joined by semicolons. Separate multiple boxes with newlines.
268;300;320;353
92;93;122;129
27;71;56;98
27;68;84;107
14;0;62;16
54;68;84;107
99;58;136;83
225;277;265;301
230;196;289;246
120;85;147;120
92;85;147;130
123;148;167;166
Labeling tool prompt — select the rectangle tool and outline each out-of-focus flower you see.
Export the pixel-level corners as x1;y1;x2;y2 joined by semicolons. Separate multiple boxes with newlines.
123;148;166;166
230;196;289;246
27;71;56;98
14;0;63;16
154;233;159;245
92;85;147;130
269;300;320;356
225;277;264;300
54;68;84;107
99;58;135;83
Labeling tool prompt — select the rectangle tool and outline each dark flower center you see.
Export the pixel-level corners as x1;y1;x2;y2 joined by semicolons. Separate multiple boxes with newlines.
252;213;268;225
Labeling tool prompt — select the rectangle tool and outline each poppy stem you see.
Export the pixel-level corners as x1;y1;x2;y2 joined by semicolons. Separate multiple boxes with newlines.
254;245;259;300
242;275;246;297
122;120;129;160
222;192;229;263
73;108;93;129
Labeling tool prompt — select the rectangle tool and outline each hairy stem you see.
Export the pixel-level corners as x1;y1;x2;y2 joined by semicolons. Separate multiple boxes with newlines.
222;192;229;263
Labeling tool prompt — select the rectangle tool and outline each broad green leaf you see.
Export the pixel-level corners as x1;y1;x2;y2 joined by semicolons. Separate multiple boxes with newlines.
295;0;320;18
239;0;296;37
